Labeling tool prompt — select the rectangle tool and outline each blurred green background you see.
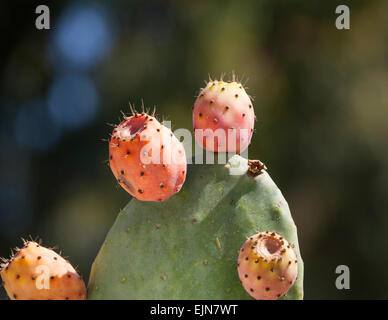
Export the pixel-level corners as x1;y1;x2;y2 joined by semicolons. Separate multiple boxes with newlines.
1;0;387;299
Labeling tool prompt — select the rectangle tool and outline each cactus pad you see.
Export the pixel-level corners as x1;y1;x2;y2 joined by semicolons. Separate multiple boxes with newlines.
88;155;303;299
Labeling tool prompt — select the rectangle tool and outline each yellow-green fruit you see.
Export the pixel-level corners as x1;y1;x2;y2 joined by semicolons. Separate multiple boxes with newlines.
237;231;298;300
0;241;86;300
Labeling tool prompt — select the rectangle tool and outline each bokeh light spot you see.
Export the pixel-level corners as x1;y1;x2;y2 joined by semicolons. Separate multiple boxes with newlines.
52;3;112;69
47;73;99;129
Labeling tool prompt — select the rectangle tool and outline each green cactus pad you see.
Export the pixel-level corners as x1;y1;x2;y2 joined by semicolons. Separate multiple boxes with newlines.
88;155;304;299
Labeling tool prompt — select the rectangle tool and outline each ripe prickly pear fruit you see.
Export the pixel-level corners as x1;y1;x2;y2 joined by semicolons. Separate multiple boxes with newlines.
0;240;86;300
109;111;187;202
88;155;303;299
193;79;255;153
237;231;298;300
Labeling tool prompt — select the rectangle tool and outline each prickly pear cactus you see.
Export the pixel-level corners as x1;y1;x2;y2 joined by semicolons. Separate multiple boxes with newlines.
88;155;303;299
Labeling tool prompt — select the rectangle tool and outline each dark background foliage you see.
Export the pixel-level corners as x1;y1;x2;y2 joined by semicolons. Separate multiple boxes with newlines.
1;0;387;299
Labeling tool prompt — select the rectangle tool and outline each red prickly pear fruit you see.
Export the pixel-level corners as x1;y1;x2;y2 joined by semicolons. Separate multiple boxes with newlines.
193;79;255;153
109;111;187;202
0;240;86;300
237;231;298;300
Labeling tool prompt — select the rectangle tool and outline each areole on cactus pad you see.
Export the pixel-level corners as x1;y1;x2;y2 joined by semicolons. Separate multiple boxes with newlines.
88;155;303;299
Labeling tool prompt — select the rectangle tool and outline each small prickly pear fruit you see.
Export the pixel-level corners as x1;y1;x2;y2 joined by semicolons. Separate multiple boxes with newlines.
237;231;298;300
193;78;255;153
109;110;187;202
0;240;86;300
